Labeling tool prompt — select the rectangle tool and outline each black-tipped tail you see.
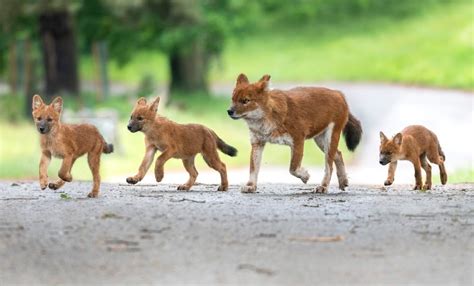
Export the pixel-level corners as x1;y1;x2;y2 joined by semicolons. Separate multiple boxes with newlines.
343;113;362;152
216;137;237;157
103;143;114;154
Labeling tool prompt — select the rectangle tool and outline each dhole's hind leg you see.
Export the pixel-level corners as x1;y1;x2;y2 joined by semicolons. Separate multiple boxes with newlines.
314;125;340;193
202;148;228;192
412;157;423;190
427;152;448;185
420;155;432;190
48;179;66;190
334;150;348;190
289;139;310;184
178;157;198;191
87;150;101;198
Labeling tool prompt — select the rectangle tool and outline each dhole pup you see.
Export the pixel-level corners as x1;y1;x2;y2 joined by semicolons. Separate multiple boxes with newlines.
228;74;362;193
379;125;447;190
126;97;237;191
32;95;114;198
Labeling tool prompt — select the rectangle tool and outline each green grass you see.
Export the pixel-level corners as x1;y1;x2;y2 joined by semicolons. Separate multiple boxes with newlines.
80;0;473;90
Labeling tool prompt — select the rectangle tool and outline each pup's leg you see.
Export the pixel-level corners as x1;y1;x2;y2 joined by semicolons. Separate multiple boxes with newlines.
427;151;447;185
39;151;51;190
126;145;157;184
289;138;310;184
420;155;432;190
203;148;228;192
384;161;397;186
178;157;198;191
48;179;65;190
241;142;265;193
58;156;75;182
154;149;174;183
411;157;423;190
87;150;101;198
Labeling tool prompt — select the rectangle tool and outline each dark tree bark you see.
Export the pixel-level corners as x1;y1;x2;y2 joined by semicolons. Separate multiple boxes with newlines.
169;38;209;93
39;10;79;98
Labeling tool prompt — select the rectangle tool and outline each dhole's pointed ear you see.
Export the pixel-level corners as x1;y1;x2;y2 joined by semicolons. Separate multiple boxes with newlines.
256;74;271;92
136;97;147;106
149;96;160;113
236;73;249;86
51;97;63;113
379;131;388;143
32;94;44;110
393;133;403;145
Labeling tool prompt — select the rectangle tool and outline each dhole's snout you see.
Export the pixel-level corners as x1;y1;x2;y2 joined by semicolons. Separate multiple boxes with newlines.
36;121;51;134
379;155;390;165
227;107;240;120
127;122;141;133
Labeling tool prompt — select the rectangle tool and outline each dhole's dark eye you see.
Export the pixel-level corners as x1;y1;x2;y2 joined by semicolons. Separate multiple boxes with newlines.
240;98;250;104
137;116;143;121
47;117;52;122
37;117;42;121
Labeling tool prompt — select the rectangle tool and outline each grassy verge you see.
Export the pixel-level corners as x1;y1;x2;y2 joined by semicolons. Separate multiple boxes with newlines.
80;0;473;90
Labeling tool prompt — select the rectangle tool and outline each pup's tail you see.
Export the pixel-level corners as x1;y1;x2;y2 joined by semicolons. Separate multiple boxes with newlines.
103;143;114;154
212;132;237;157
343;112;362;152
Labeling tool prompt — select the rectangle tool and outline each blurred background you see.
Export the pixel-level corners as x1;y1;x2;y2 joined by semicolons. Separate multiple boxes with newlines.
0;0;472;184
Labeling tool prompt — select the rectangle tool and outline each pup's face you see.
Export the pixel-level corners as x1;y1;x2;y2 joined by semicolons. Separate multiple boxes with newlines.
32;95;62;135
379;132;403;165
127;97;160;133
227;73;271;120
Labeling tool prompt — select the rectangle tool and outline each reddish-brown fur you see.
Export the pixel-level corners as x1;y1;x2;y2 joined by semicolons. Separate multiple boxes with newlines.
379;125;447;190
126;97;237;191
32;95;113;198
228;74;362;193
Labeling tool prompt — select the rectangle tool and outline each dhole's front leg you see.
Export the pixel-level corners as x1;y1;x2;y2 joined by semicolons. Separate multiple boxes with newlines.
289;139;310;184
384;161;398;186
126;145;157;184
39;151;51;190
241;142;265;193
412;158;423;190
154;149;174;182
58;156;75;182
87;150;101;198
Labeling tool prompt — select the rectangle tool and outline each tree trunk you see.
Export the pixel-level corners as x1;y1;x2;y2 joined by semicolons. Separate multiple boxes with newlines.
168;38;209;94
39;10;79;98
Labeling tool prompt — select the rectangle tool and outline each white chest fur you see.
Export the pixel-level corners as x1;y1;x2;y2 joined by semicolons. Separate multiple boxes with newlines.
246;118;293;146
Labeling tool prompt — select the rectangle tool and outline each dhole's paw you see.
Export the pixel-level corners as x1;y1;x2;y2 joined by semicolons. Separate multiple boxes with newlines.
384;179;393;186
155;173;164;183
40;181;48;190
413;185;422;190
87;192;99;198
217;185;228;192
240;184;256;193
314;185;327;193
423;184;432;190
48;182;63;190
59;173;72;182
126;177;139;185
291;168;310;184
177;184;191;191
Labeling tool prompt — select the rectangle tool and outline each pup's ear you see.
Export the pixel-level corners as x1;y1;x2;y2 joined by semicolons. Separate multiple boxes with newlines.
149;96;160;113
379;131;388;143
393;133;403;146
32;94;44;110
256;74;271;92
236;73;249;86
136;97;147;106
51;97;63;113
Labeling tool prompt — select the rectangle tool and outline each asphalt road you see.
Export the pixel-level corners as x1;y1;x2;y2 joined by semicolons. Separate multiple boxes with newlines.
1;181;473;285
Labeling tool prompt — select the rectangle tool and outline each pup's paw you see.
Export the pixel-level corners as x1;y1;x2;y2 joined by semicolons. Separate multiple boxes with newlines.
240;184;256;193
58;172;72;182
126;177;139;185
422;183;432;190
314;185;327;193
177;184;191;191
217;185;228;192
40;181;48;190
384;179;393;186
87;192;99;198
155;173;164;183
413;185;422;190
48;182;63;190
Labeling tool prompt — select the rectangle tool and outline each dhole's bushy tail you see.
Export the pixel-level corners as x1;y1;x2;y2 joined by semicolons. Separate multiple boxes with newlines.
343;113;362;152
103;143;114;154
211;131;237;157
